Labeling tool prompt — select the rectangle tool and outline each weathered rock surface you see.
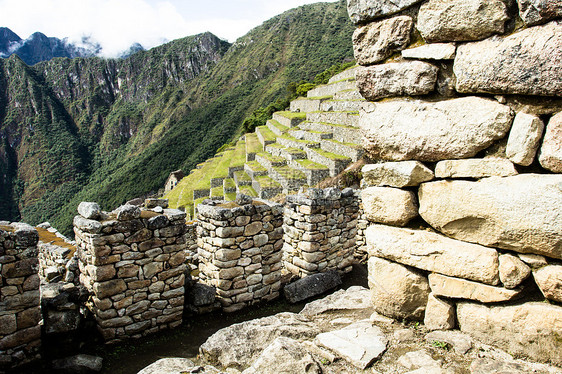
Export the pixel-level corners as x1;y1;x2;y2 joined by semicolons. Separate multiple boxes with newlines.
315;321;387;369
498;254;531;289
424;293;455;331
368;256;430;320
434;158;517;179
539;112;562;172
136;358;200;374
506;112;545;166
533;265;562;303
470;357;552;374
353;16;413;65
398;350;441;371
51;354;103;373
199;312;320;370
361;187;418;226
518;253;548;269
517;0;562;26
242;337;321;374
454;22;562;96
366;224;500;285
77;202;102;220
457;302;562;365
347;0;424;24
428;273;523;303
360;97;513;161
355;62;438;100
300;286;372;316
361;161;434;188
418;175;562;259
402;43;456;60
425;330;473;355
417;0;509;42
283;271;342;304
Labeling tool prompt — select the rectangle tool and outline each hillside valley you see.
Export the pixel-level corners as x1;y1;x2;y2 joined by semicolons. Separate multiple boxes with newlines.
0;0;354;234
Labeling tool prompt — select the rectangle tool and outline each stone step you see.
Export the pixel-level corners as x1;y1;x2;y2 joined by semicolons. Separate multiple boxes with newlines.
210;176;226;188
210;186;224;200
328;66;359;84
266;119;289;136
193;188;210;200
256;126;277;149
265;143;307;161
290;97;329;113
307;80;357;98
320;139;364;162
244;161;268;179
334;89;364;101
272;111;307;128
223;178;237;194
269;165;308;193
224;192;237;201
255;152;287;170
289;159;331;186
252;175;283;199
277;134;320;151
299;122;363;144
233;170;253;187
237;185;258;198
320;99;366;112
307;111;359;127
288;129;333;142
305;148;352;177
245;133;262;162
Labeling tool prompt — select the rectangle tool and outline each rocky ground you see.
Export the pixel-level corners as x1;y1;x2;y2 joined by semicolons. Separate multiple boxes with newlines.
137;286;562;374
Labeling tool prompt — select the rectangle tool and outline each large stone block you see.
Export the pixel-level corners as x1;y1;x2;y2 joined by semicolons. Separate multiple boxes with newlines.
366;224;500;285
353;16;413;65
428;273;523;303
538;112;562;172
402;43;456;60
355;62;438;100
517;0;562;26
347;0;424;24
506;112;545;166
457;302;562;365
368;256;430;321
434;158;517;179
424;293;455;331
533;265;562;303
417;0;509;42
362;161;434;188
454;21;562;96
360;97;513;162
418;174;562;260
361;187;418;226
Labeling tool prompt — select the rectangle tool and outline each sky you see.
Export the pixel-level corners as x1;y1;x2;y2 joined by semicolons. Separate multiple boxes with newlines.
0;0;337;57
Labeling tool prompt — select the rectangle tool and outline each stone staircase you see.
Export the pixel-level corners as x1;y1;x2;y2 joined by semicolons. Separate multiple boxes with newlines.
165;66;365;216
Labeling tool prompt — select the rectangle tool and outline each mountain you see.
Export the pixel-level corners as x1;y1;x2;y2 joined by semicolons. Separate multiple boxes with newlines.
0;0;354;234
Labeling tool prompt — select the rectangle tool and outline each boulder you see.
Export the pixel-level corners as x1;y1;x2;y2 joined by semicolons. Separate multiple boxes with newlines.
424;293;455;331
347;0;424;24
517;0;562;26
498;254;531;289
199;312;320;370
355;61;438;100
538;112;562;172
283;271;342;303
300;286;372;316
457;302;562;365
533;265;562;303
361;161;434;188
315;321;388;369
418;175;562;260
77;202;101;220
506;112;545;166
353;16;413;65
401;43;456;60
417;0;509;42
454;21;562;96
434;158;518;179
368;256;430;321
360;97;513;161
242;337;321;374
366;224;500;285
361;187;418;226
428;273;523;303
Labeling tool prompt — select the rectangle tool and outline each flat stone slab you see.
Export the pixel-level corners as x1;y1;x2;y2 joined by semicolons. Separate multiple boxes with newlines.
315;321;387;369
362;161;434;188
402;43;456;60
434;158;518;179
428;273;523;303
300;286;372;316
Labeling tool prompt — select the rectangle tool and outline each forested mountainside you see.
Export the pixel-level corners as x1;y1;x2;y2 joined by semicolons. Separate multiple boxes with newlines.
0;0;354;234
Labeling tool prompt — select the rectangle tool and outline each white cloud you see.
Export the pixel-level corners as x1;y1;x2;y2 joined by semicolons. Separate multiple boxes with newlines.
0;0;337;57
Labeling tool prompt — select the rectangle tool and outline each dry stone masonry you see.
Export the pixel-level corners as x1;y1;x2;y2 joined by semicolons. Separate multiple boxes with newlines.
283;188;359;278
0;222;41;370
350;0;562;367
196;196;284;312
73;202;188;343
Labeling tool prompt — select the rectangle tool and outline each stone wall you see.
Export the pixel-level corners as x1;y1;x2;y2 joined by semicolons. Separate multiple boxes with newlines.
348;0;562;365
73;202;187;343
0;222;42;370
196;196;284;312
36;223;78;284
282;188;359;277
